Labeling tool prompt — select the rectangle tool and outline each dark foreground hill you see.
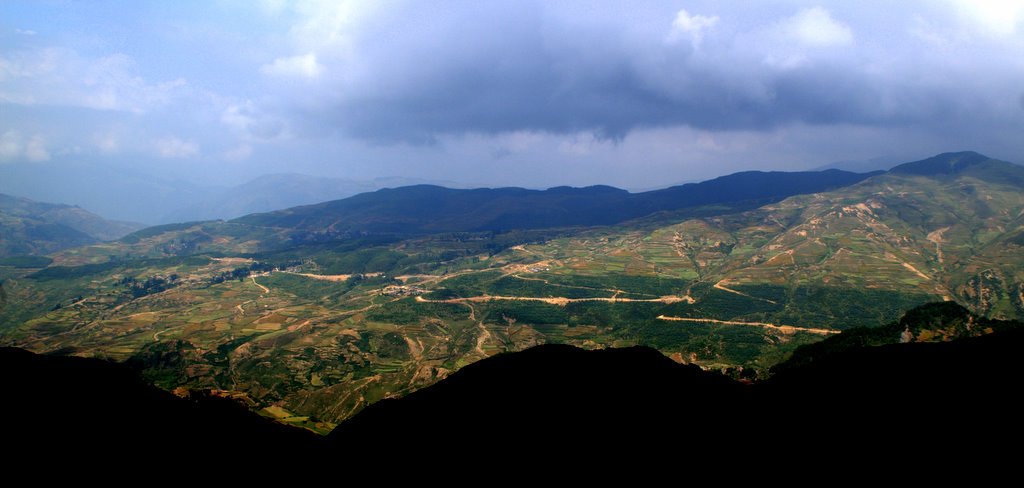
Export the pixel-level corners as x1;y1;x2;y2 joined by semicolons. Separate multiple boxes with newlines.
5;303;1022;472
329;321;1023;461
0;347;320;472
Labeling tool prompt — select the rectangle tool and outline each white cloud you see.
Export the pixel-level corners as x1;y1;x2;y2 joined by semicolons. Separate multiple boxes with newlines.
0;48;188;112
155;136;199;158
0;131;22;162
260;53;323;78
667;9;719;46
783;7;853;47
221;101;287;140
25;134;50;161
93;132;121;153
0;131;49;162
948;0;1024;36
224;143;253;161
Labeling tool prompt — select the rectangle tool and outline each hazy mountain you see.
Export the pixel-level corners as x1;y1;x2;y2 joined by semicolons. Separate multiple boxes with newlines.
160;174;471;223
0;161;468;225
0;193;146;257
0;161;226;225
812;155;903;173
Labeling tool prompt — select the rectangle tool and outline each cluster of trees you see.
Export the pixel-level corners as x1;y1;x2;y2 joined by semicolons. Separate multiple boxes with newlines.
209;262;275;285
120;274;179;298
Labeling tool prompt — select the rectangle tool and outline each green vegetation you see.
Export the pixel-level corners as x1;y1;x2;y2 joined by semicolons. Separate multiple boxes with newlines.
26;261;121;281
0;255;54;268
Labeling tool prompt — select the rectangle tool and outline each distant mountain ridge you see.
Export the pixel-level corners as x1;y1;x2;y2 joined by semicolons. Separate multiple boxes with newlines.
0;160;469;224
233;168;880;235
160;174;471;223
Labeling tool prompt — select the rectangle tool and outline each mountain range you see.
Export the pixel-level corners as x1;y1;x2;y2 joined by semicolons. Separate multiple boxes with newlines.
1;150;1021;437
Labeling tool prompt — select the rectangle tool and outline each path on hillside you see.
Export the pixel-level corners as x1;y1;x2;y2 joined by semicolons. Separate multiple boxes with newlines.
285;272;382;282
509;273;638;299
713;281;777;304
926;226;951;265
251;276;269;294
416;294;691;306
656;315;839;335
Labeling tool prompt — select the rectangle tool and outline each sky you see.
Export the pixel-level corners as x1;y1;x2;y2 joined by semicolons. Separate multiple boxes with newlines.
2;0;1024;191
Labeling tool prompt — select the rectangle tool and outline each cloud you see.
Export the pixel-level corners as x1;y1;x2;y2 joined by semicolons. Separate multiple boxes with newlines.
25;134;50;161
94;131;121;153
2;0;1022;182
0;48;188;112
260;53;323;79
0;131;50;162
948;0;1024;36
221;101;287;140
155;136;200;158
667;9;719;46
781;7;853;47
255;2;943;144
224;143;253;161
0;131;22;162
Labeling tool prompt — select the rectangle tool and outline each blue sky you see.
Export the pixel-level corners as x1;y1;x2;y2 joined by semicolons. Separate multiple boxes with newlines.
2;1;1023;190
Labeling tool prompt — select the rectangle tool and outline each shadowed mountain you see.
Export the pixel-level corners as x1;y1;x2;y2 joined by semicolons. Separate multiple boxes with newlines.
0;193;146;257
0;347;319;469
233;169;880;235
3;303;1021;469
329;302;1023;458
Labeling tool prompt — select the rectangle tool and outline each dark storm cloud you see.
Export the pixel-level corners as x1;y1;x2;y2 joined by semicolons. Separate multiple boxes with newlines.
277;1;1018;144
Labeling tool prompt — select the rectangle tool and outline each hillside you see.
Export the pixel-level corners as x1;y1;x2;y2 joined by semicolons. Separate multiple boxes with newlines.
0;193;146;257
1;152;1021;430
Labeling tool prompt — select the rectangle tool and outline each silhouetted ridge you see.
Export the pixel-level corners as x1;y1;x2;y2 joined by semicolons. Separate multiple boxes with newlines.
328;344;745;453
1;347;319;468
772;302;1023;374
327;303;1023;459
4;306;1022;468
